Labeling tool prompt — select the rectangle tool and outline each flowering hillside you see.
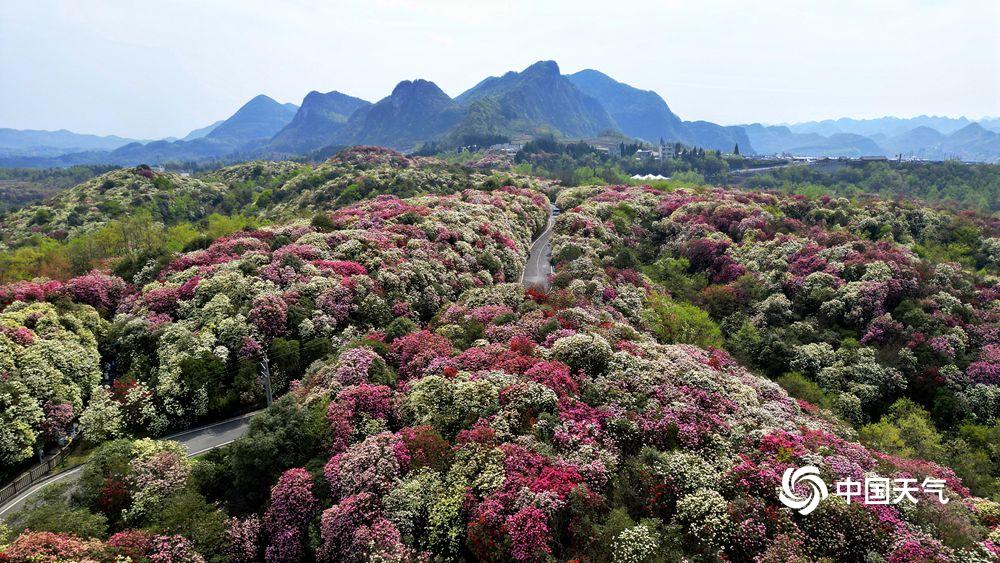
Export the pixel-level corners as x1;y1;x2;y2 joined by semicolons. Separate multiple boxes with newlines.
0;181;547;460
0;290;108;470
216;147;546;219
0;147;544;250
0;147;548;284
552;184;997;414
106;185;548;430
1;156;997;561
552;184;1000;493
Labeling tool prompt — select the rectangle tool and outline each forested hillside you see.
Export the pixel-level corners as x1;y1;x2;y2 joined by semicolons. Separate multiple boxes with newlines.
0;148;996;561
0;150;544;283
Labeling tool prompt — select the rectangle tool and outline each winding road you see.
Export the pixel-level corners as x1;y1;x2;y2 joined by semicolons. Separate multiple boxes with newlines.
0;411;260;521
521;202;557;288
2;203;561;521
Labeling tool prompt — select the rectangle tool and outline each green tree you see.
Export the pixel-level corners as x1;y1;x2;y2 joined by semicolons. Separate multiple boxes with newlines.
642;293;723;348
776;372;833;408
148;489;228;558
859;399;946;461
210;395;330;512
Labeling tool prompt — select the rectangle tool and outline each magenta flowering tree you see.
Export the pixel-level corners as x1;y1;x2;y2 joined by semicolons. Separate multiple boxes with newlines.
62;270;128;312
147;534;205;563
248;293;289;338
39;400;74;443
224;515;262;563
263;468;318;563
506;506;552;562
317;283;355;326
106;530;205;563
327;432;406;498
0;279;64;306
318;492;380;561
391;330;456;380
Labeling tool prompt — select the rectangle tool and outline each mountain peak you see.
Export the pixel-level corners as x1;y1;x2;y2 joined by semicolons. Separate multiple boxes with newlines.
246;94;279;105
523;60;560;76
451;60;616;140
206;94;297;143
302;90;325;103
391;79;447;99
567;69;692;144
299;90;365;109
957;122;986;134
334;79;461;151
267;89;371;153
571;68;608;80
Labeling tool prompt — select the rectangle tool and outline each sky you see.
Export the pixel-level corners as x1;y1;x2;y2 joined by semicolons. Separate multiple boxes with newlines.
1;0;998;139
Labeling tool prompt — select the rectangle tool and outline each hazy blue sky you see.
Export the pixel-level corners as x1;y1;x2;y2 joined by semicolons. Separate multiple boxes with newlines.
2;0;997;139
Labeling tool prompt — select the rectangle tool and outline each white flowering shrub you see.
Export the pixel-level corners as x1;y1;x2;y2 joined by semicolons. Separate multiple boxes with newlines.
675;490;733;552
612;524;659;563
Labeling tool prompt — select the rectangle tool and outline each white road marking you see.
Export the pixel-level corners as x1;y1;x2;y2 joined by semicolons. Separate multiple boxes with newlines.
0;466;85;517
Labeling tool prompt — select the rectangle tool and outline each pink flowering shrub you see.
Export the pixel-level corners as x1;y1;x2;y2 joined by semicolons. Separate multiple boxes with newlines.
248;293;289;338
224;515;262;562
62;270;128;311
0;531;107;562
107;530;205;563
263;468;317;563
0;530;205;562
505;506;552;561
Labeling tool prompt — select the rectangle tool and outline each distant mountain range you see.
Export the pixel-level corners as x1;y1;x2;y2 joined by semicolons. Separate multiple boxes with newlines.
742;118;1000;161
180;121;224;142
2;61;998;166
0;128;145;159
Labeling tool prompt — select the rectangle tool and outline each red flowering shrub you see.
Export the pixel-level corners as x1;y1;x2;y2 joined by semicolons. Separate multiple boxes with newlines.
391;330;455;380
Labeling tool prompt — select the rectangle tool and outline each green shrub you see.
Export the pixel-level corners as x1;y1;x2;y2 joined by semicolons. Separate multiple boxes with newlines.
776;372;833;408
642;293;722;348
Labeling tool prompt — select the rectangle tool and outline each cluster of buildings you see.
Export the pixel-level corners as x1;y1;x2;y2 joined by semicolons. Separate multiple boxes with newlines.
485;142;523;154
607;139;677;160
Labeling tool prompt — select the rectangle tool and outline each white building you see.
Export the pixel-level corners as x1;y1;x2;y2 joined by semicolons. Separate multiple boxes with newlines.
658;140;675;160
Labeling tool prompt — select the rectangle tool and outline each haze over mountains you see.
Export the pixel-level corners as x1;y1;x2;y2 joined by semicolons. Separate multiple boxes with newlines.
740;119;1000;161
2;60;998;166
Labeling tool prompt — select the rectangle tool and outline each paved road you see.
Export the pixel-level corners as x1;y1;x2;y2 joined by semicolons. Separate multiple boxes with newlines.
521;203;556;288
0;410;260;520
729;162;804;175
